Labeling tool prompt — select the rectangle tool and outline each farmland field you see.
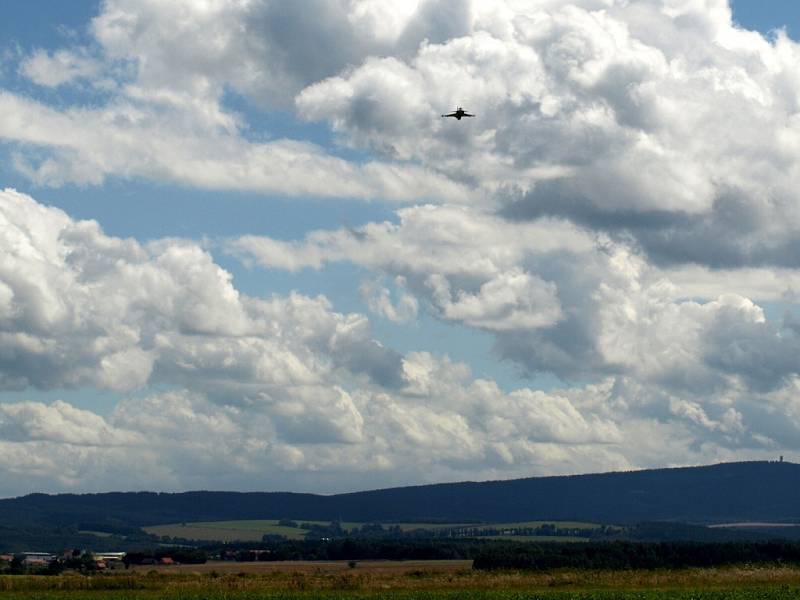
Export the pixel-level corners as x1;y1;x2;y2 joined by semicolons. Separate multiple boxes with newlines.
3;562;800;599
144;519;602;542
144;520;310;541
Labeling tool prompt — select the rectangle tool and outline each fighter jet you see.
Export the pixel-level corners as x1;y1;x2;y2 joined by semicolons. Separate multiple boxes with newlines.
441;106;475;120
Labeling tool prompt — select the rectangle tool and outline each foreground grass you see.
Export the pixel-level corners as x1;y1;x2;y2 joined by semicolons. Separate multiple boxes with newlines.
2;563;800;599
2;592;800;600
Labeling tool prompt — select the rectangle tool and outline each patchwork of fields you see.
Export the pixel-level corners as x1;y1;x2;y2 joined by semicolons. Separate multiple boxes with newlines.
143;520;601;543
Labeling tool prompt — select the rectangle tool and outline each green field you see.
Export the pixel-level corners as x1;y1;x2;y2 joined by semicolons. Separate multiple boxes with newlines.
144;519;602;543
144;520;310;541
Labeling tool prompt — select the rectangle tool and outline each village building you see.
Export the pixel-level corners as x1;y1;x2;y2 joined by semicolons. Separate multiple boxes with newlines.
94;552;126;563
21;552;55;566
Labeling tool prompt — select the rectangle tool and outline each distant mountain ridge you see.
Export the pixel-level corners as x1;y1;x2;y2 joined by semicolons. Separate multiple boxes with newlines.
2;461;798;529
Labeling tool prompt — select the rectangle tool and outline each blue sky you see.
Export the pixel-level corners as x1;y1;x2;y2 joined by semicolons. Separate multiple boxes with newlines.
1;1;800;496
731;0;800;36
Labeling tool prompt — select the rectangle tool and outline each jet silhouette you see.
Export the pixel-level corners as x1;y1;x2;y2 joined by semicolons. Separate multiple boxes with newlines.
441;107;475;120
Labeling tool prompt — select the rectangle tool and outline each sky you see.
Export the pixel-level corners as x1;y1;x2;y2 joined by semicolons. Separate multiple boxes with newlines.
1;0;800;498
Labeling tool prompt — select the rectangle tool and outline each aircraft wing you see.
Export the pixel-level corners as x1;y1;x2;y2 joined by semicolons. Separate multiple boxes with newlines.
462;112;475;117
442;112;457;117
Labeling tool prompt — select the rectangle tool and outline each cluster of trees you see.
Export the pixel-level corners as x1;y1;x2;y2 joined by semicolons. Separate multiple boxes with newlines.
299;522;409;540
400;523;619;539
300;521;346;538
473;540;800;571
277;519;299;527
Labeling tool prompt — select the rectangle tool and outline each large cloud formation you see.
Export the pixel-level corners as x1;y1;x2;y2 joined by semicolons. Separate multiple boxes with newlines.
1;189;798;497
0;189;633;494
2;0;800;495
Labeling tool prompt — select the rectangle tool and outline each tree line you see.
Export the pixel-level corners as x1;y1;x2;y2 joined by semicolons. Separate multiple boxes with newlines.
199;538;800;567
473;540;800;570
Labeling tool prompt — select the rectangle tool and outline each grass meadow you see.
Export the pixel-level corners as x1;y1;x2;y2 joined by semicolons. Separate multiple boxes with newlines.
2;560;800;599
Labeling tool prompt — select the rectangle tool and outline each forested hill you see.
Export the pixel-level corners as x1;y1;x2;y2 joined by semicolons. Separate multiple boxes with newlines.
2;461;798;528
